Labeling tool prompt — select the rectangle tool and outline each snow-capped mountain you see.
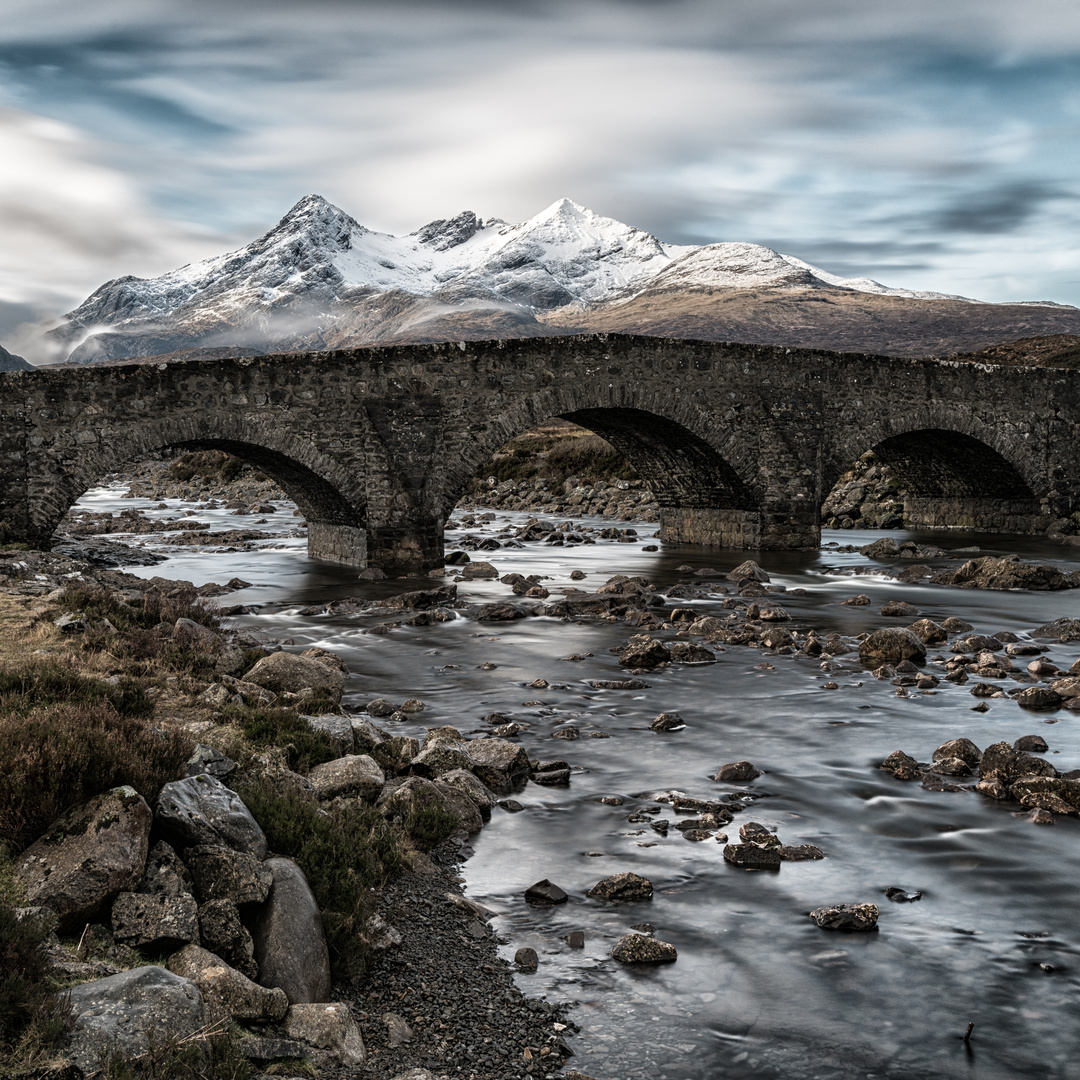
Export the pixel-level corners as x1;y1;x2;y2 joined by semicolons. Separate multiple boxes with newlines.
49;195;1079;364
0;343;32;371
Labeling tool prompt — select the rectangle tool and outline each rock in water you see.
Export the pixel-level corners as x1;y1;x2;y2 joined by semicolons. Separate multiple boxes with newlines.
524;879;568;905
610;934;677;963
808;903;879;931
17;786;152;933
859;628;927;665
586;872;653;901
252;858;332;1004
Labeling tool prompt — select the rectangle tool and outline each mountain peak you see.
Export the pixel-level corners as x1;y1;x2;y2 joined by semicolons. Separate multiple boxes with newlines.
270;194;368;250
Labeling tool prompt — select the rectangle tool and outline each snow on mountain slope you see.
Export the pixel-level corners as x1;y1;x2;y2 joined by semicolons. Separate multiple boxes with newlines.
53;193;1063;364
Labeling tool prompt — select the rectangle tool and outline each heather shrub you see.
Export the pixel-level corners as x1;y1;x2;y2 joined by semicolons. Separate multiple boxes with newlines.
238;779;404;978
0;660;152;719
0;701;192;852
222;705;340;774
0;899;64;1061
96;1020;251;1080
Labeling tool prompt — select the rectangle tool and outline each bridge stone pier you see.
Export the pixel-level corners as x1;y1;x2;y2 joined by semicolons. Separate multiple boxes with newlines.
1;335;1077;573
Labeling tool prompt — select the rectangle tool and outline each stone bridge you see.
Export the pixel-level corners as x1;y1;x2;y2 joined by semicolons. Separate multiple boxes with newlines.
1;334;1077;572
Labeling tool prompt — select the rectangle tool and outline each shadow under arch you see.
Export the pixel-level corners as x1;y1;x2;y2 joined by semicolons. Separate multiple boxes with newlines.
829;427;1044;534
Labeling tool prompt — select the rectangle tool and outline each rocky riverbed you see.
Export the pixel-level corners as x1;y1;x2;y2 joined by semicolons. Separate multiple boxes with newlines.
5;473;1080;1080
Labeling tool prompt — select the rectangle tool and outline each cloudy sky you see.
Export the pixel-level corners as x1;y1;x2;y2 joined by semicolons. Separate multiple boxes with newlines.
1;0;1079;348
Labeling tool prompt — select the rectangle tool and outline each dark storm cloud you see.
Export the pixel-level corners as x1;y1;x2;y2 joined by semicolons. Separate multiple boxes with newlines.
931;182;1067;235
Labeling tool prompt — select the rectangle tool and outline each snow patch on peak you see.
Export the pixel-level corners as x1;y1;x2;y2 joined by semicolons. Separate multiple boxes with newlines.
649;243;819;292
778;255;978;302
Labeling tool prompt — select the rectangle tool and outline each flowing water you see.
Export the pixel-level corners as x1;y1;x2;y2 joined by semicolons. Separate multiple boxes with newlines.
74;484;1080;1080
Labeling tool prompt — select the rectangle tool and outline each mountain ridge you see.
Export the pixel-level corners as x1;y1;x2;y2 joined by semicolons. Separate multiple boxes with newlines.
47;195;1080;364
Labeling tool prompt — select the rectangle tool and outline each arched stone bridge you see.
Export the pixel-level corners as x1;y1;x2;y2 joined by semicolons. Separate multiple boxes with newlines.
1;335;1077;572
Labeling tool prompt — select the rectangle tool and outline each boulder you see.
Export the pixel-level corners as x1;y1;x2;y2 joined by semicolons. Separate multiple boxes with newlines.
283;1002;366;1066
111;892;199;950
167;944;287;1022
64;966;206;1075
860;537;901;559
650;712;685;732
524;880;569;905
908;619;948;645
475;602;527;621
610;934;677;963
727;560;770;583
137;841;192;898
936;557;1078;591
858;628;926;665
252;858;331;1004
185;744;238;780
809;903;879;931
933;738;982;765
722;844;781;869
879;750;922;780
350;715;390;753
759;626;794;649
378;776;474;833
668;641;717;663
618;635;670;669
156;774;267;858
16;787;152;934
301;715;355;756
881;601;919;617
243;651;346;699
371;735;422;776
1010;776;1080;811
461;560;499;580
466;737;531;792
307;755;385;801
185;845;273;905
514;947;539;972
198;899;257;980
1016;686;1063;711
1031;617;1080;642
438;769;496;819
409;744;474;778
978;741;1057;787
586;872;653;902
432;780;485;834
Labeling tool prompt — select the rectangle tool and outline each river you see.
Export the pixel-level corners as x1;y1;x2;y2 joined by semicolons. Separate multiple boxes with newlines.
73;483;1080;1080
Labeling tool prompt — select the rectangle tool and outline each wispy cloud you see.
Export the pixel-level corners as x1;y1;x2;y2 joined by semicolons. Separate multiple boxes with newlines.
0;0;1078;332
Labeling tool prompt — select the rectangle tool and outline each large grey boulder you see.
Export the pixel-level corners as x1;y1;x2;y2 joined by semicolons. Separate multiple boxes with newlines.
156;775;267;858
409;744;474;778
438;769;496;820
168;944;287;1022
307;754;385;801
349;715;390;754
244;651;346;699
16;787;152;934
302;714;355;756
111;891;199;950
377;776;476;834
283;1002;366;1066
185;845;273;905
64;966;205;1074
252;858;332;1005
371;735;421;776
137;840;192;897
858;628;926;665
465;737;531;793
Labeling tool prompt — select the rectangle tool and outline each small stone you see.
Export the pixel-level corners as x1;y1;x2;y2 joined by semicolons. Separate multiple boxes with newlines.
524;879;568;905
611;934;677;964
649;712;685;731
714;760;762;782
779;845;825;861
563;930;585;948
383;1011;415;1047
586;872;653;901
842;594;872;606
808;903;879;931
514;947;539;972
881;600;920;617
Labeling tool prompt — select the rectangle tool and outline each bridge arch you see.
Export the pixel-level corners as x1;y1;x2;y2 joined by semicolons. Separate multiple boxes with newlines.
33;415;368;565
826;408;1047;534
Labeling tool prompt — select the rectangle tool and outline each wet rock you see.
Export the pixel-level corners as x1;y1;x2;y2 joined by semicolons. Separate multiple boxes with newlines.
928;756;971;777
252;858;331;1005
1014;735;1049;753
111;891;198;950
649;712;685;732
714;760;762;782
466;737;531;792
975;777;1009;799
185;845;273;906
618;635;671;668
461;560;499;580
283;1002;366;1066
1027;658;1061;677
883;887;923;902
371;735;422;776
842;594;872;606
307;755;385;801
436;769;496;819
198;899;257;980
64;966;206;1075
779;845;825;861
933;738;982;765
860;537;901;559
588;678;651;690
935;557;1079;591
156;775;267;858
881;600;919;617
514;947;539;972
1010;776;1080;811
377;584;457;611
1016;686;1063;710
366;698;397;718
244;651;346;699
1031;617;1080;641
475;602;527;621
908;619;948;645
723;843;781;869
669;641;717;663
551;726;580;741
978;741;1057;786
727;560;770;584
168;944;287;1022
524;879;568;905
879;750;922;780
17;786;152;933
759;626;795;649
586;872;653;901
859;627;926;665
611;934;677;964
808;903;879;931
